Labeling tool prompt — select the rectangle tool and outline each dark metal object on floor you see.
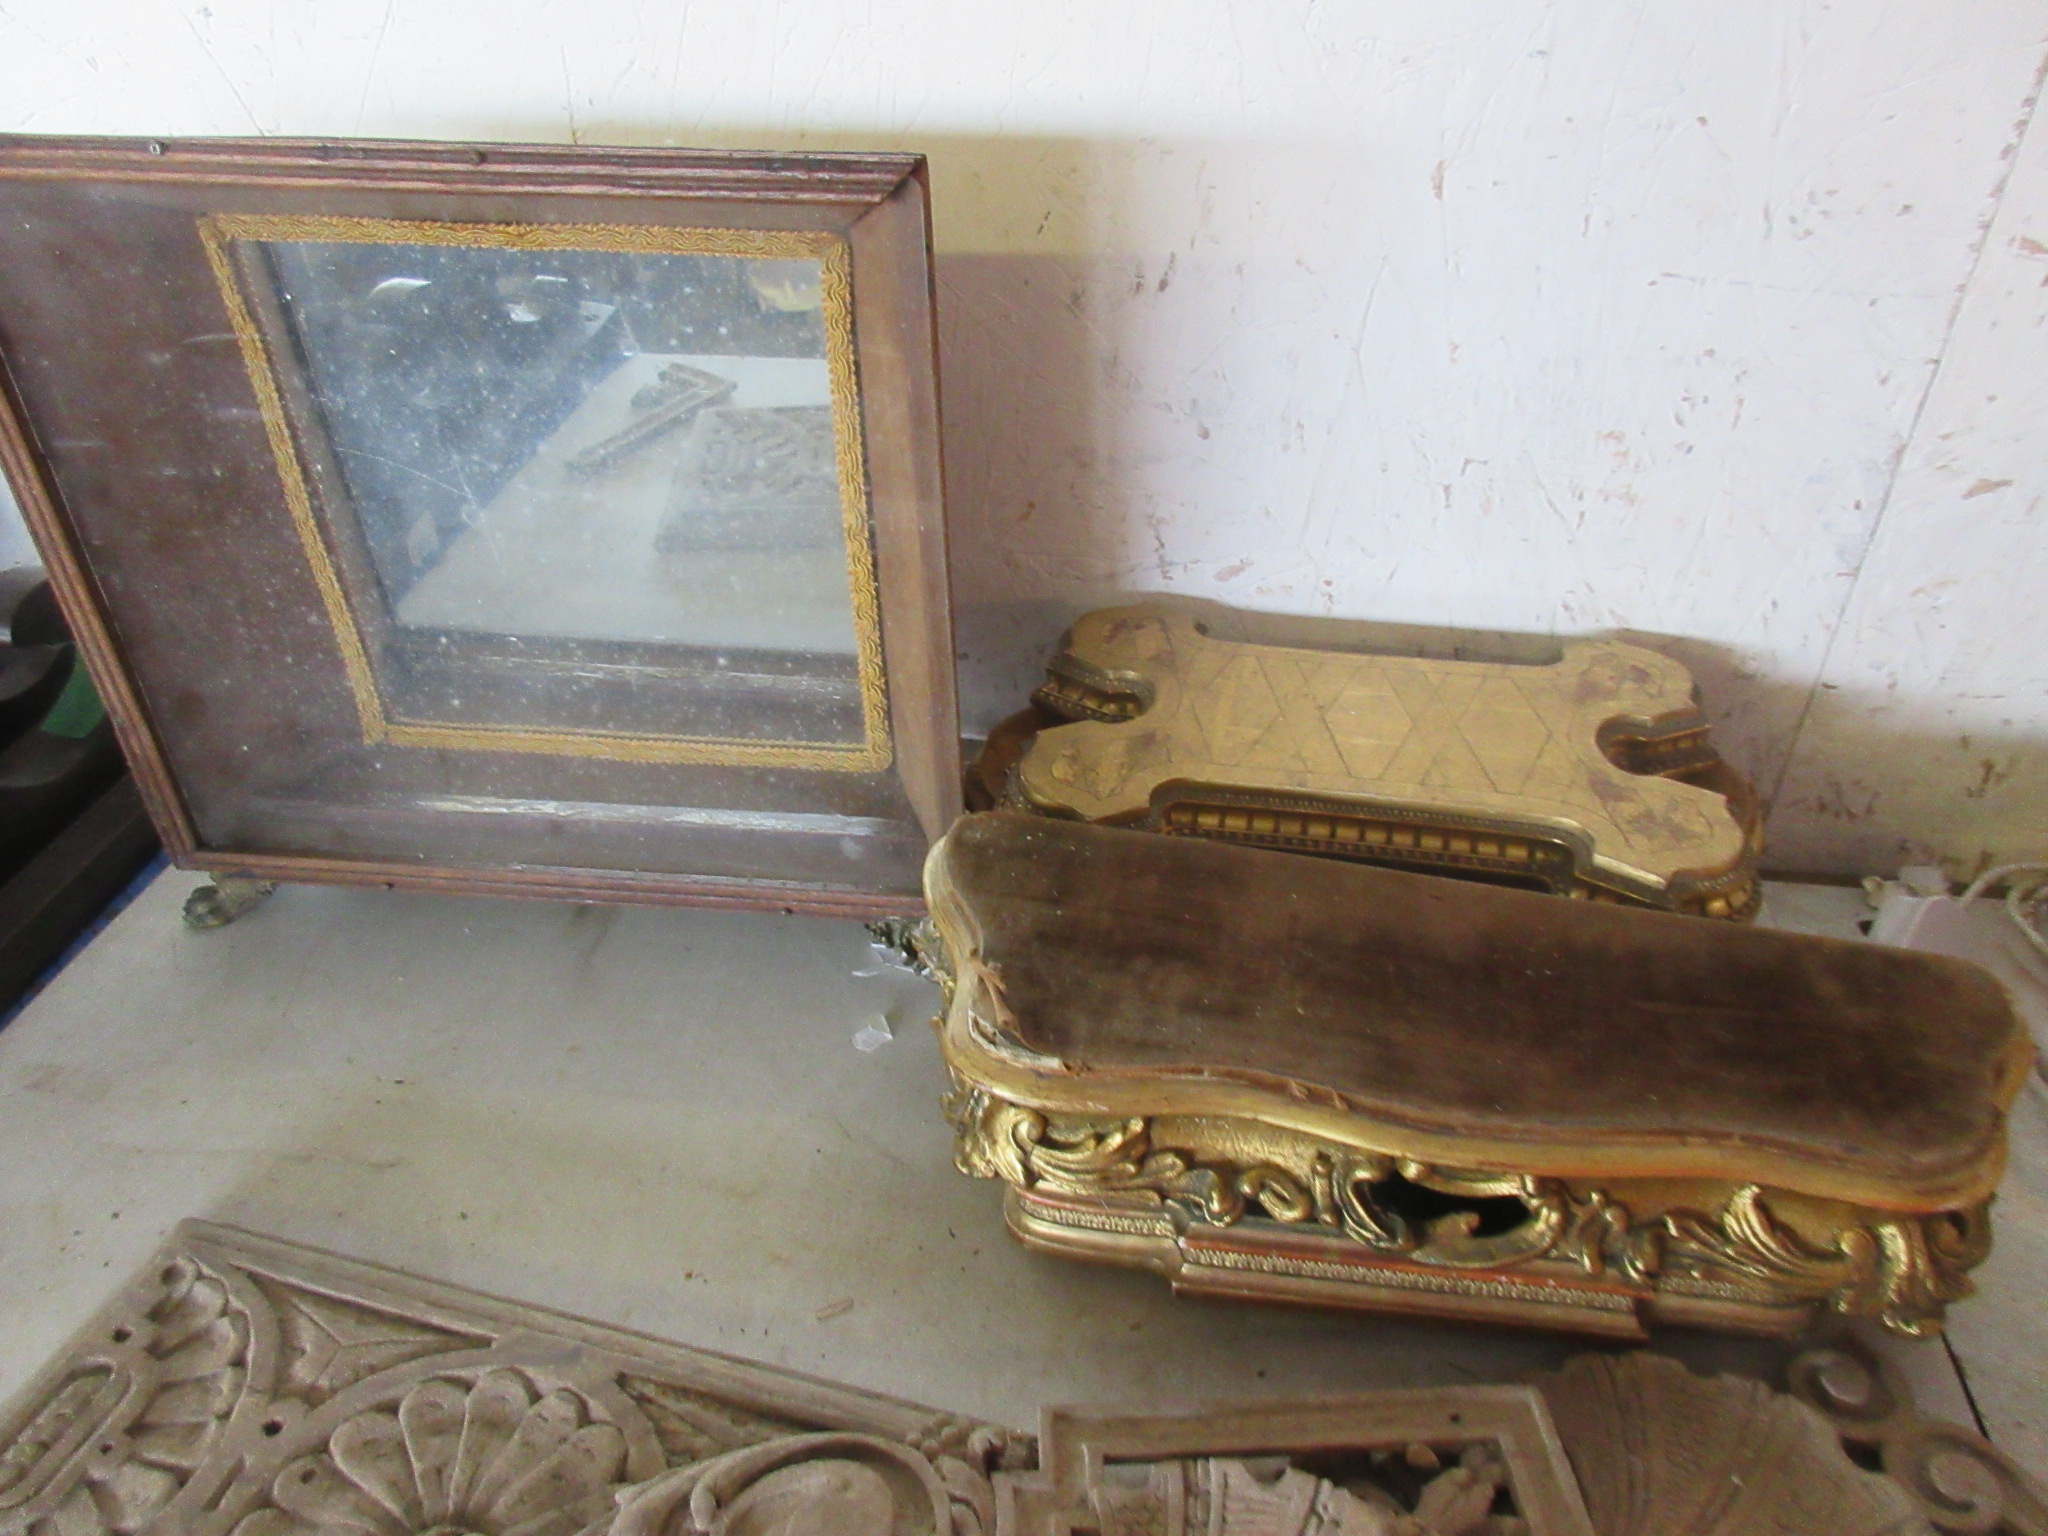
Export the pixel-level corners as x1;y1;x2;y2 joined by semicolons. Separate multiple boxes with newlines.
0;777;158;1012
0;569;159;1013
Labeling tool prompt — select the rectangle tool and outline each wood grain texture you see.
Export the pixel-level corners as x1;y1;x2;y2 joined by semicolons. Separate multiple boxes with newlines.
849;167;963;844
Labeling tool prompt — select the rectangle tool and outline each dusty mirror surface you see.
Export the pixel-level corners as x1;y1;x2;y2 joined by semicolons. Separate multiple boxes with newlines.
0;140;955;907
213;218;883;761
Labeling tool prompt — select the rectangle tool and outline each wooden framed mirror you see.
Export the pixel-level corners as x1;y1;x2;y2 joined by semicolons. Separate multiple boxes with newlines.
0;136;958;915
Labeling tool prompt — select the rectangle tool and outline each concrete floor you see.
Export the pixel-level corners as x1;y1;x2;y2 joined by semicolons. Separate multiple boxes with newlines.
0;871;2036;1471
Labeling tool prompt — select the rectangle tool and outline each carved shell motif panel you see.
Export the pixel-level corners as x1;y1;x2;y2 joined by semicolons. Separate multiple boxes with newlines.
1533;1355;1932;1536
0;1226;1019;1536
228;1368;654;1536
5;1225;2035;1536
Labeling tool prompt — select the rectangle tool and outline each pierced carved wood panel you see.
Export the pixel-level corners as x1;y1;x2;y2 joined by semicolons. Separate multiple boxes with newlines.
0;1224;1602;1536
12;1225;2022;1536
0;1223;1024;1536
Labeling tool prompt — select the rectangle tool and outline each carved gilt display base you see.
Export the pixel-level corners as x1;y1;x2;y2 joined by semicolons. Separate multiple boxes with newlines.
923;814;2031;1341
948;1091;1990;1341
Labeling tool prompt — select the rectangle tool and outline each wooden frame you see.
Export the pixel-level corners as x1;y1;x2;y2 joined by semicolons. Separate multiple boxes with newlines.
0;135;960;916
1008;1392;1596;1536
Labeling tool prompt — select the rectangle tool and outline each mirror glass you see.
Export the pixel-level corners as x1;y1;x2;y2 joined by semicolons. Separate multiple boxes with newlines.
231;223;881;762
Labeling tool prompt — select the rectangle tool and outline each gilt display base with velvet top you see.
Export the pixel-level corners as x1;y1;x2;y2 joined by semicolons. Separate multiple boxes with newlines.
921;813;2031;1340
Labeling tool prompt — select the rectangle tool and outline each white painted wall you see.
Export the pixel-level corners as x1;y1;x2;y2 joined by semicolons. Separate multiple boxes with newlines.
1;0;2042;875
1773;94;2048;875
0;478;34;572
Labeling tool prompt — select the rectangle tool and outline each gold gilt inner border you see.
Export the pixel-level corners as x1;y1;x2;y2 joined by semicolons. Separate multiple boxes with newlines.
198;213;892;772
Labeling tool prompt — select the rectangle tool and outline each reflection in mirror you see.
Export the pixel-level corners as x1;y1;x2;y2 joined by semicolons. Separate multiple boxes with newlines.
208;219;886;766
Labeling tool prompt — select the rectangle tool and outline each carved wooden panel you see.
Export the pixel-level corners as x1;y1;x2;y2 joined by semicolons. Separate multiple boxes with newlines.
11;1226;2027;1536
0;1223;1024;1536
1005;1390;1596;1536
0;1224;1605;1536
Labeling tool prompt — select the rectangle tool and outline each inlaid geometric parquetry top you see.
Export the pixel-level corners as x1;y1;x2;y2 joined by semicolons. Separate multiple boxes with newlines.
1014;604;1752;903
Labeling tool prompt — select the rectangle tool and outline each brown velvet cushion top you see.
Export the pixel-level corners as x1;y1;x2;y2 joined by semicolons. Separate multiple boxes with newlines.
934;813;2029;1201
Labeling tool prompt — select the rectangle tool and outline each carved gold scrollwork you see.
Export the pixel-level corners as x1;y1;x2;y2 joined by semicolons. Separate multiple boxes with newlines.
942;1092;1307;1229
1659;1184;1869;1299
1547;1187;1655;1285
945;1085;1988;1334
1867;1205;1990;1339
1312;1154;1572;1269
1635;1185;1986;1335
1234;1166;1313;1224
946;1088;1578;1270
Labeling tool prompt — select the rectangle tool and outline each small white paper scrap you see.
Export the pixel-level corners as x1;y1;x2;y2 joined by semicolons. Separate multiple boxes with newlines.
852;1016;894;1052
851;939;906;978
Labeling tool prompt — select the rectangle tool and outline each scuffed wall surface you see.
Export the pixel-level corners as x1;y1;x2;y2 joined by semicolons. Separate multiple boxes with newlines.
0;0;2041;874
1770;92;2048;874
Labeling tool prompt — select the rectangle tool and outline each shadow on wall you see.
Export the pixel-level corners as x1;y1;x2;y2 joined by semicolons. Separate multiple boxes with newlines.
1760;694;2048;880
1609;629;2048;880
424;124;2048;882
541;127;1826;805
520;124;1184;724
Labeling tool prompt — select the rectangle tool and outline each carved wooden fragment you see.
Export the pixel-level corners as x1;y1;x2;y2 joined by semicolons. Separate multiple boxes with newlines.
1786;1333;2048;1535
6;1227;2037;1536
0;1223;1026;1536
1534;1353;1935;1535
0;1225;1604;1536
992;604;1761;919
1006;1391;1596;1536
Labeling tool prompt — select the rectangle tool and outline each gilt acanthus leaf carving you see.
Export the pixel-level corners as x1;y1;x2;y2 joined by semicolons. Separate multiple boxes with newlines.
945;1084;1985;1335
